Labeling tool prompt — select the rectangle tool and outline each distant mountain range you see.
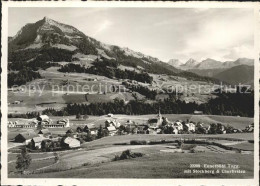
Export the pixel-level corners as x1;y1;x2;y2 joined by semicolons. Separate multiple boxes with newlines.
168;57;254;70
167;57;254;85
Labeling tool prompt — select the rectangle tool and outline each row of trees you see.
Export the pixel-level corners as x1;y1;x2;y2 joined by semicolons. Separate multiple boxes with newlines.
63;89;253;117
8;112;40;119
9;48;73;71
8;69;42;87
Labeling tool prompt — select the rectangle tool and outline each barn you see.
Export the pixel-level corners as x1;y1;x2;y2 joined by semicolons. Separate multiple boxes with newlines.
14;131;39;145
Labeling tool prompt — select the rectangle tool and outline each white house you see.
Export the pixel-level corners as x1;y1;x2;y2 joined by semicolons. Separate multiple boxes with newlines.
185;123;196;132
63;137;81;148
14;100;21;104
57;118;70;127
107;126;117;136
172;127;178;134
174;121;183;130
31;136;46;149
37;115;50;121
107;113;114;117
8;121;15;128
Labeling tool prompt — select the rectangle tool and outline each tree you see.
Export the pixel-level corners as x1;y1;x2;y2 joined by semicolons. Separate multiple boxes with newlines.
97;125;104;139
83;114;89;120
209;123;217;134
54;152;59;163
76;113;81;120
76;126;83;133
16;148;32;174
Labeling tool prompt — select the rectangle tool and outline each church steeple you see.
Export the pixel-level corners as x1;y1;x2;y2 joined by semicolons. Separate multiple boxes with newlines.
158;107;161;117
157;107;162;127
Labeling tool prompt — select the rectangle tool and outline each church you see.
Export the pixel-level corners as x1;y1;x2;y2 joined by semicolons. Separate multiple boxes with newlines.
147;109;163;128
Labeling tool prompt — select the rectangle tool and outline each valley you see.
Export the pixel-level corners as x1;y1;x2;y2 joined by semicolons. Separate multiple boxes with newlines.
6;16;255;179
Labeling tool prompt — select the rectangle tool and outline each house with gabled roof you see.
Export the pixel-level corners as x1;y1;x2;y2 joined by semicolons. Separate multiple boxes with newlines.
107;126;117;136
63;137;80;148
14;131;39;145
31;136;46;149
38;129;52;138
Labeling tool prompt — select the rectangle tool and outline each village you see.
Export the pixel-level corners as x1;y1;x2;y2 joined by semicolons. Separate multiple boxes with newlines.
8;110;254;152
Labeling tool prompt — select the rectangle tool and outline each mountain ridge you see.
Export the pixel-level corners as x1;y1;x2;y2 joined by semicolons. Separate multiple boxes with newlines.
168;57;254;70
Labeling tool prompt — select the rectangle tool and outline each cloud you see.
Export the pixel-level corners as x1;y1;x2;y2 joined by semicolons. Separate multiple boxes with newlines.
223;45;254;60
8;8;254;63
92;20;113;36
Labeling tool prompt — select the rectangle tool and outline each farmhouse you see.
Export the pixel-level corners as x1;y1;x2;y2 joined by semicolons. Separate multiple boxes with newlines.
66;129;77;138
172;127;178;134
14;131;39;145
125;120;134;126
8;121;16;128
125;125;138;134
107;113;114;117
37;115;50;122
63;137;80;148
57;118;70;127
106;119;121;128
184;123;196;132
31;136;46;149
194;110;203;115
245;123;254;132
136;125;149;134
84;124;97;135
14;100;21;104
38;129;52;138
174;121;183;130
42;118;70;128
107;126;117;136
148;128;157;134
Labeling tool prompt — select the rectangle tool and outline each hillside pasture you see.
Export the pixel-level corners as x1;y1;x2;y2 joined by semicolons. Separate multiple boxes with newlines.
13;151;253;178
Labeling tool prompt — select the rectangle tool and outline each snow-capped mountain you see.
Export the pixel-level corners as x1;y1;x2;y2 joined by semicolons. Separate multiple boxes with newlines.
170;57;254;70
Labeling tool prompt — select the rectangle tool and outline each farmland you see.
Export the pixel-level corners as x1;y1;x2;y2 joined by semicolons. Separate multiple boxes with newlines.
8;113;254;178
8;65;223;114
9;142;254;178
28;153;253;178
7;114;254;179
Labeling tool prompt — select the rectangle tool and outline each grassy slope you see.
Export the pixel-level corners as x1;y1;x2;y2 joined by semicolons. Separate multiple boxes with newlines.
81;133;254;150
14;152;253;178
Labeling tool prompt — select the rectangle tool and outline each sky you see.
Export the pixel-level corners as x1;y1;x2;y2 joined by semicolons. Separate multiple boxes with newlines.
8;8;254;63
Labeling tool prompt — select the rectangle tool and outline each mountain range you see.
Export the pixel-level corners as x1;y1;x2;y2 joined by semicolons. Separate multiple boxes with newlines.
167;57;254;85
168;57;253;70
8;17;253;86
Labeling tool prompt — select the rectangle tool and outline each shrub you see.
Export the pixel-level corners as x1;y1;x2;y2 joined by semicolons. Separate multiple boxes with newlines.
130;140;147;145
113;149;144;161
